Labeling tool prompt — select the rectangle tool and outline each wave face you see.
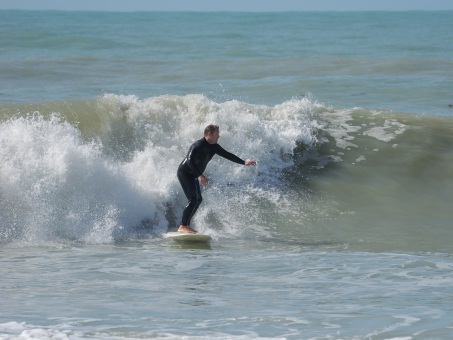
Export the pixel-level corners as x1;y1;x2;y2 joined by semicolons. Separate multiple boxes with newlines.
1;94;453;252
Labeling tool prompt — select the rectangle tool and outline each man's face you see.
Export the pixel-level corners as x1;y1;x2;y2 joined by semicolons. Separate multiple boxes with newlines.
207;129;220;144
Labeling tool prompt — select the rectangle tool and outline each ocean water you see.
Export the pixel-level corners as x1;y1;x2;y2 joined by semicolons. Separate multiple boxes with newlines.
1;10;453;339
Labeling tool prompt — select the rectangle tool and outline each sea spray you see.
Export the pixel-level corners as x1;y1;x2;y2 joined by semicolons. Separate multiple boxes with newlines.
0;112;167;244
2;94;453;250
0;94;321;244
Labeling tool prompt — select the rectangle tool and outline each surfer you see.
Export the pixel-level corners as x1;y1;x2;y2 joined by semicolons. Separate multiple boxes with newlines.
177;124;257;234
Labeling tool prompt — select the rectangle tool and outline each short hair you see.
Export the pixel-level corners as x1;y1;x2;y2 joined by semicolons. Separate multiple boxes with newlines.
204;124;219;136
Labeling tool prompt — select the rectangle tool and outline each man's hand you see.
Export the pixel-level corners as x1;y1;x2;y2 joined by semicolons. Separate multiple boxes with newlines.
198;175;209;186
245;160;257;166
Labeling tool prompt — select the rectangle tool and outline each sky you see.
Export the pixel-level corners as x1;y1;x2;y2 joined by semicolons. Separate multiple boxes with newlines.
1;0;453;12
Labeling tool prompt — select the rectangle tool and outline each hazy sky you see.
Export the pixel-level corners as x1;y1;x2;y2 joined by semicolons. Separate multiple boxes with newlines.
1;0;453;12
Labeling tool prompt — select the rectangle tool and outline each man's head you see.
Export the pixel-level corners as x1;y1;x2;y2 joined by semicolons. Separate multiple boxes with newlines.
204;124;220;144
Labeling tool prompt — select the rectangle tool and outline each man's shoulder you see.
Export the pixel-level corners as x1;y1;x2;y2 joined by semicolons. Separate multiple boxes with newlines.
191;137;205;147
212;143;227;154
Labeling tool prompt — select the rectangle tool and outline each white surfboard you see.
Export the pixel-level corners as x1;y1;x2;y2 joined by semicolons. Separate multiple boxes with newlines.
165;232;212;242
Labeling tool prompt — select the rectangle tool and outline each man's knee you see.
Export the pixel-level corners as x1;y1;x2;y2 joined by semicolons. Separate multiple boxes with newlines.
192;194;202;205
189;194;202;206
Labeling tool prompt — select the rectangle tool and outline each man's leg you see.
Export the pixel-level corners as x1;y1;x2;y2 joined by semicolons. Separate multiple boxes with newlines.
177;170;202;233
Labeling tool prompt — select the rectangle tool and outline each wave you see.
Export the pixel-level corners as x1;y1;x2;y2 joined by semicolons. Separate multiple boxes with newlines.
0;94;318;244
1;94;453;252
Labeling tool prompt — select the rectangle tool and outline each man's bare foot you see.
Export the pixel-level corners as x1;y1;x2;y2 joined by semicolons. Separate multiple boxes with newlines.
178;225;197;234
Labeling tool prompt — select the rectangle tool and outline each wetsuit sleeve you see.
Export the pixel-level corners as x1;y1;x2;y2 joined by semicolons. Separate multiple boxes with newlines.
215;145;245;165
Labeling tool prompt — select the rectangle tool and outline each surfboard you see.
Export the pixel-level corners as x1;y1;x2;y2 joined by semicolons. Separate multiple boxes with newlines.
165;232;212;242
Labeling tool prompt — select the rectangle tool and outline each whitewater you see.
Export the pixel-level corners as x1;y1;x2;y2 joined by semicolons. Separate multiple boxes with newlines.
1;10;453;339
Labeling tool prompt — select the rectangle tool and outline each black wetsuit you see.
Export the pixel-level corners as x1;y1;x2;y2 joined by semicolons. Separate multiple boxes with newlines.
177;137;245;226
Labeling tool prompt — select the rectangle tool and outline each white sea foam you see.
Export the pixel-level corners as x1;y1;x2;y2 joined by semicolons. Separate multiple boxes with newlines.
2;93;453;250
0;94;321;244
363;119;407;142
